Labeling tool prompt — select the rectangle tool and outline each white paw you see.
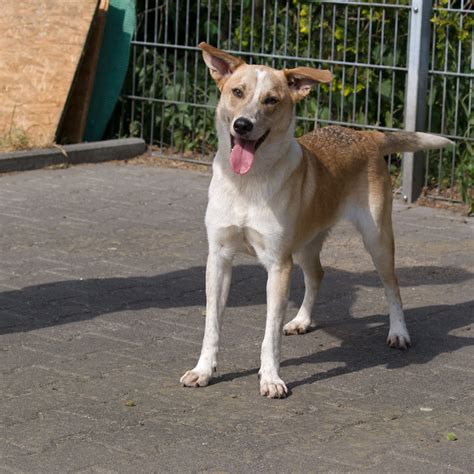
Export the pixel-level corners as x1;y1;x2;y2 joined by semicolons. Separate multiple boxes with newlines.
259;377;288;399
283;318;313;335
387;329;411;350
180;369;212;387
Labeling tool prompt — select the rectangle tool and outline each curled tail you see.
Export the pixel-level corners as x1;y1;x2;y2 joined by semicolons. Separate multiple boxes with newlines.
380;131;454;155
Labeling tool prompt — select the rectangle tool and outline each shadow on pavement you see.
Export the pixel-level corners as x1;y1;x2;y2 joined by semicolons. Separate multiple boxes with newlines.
217;299;474;391
1;264;472;391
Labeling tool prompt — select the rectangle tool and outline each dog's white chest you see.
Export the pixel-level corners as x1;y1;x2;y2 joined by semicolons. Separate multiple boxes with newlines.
207;199;276;251
205;172;290;265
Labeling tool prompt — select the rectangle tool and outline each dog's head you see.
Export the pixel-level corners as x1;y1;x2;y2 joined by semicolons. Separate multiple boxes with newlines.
199;42;333;175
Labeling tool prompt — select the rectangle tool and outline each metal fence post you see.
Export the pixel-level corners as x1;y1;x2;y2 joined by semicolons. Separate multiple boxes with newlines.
402;0;433;203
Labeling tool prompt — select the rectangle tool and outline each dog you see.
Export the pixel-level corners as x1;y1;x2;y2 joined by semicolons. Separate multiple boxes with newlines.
180;42;453;398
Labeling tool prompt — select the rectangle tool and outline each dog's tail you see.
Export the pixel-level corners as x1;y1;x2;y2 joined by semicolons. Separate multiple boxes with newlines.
380;131;454;155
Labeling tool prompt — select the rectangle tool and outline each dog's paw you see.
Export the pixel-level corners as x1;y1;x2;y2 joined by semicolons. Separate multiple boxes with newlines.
259;377;288;399
180;369;212;387
283;318;313;335
387;330;411;350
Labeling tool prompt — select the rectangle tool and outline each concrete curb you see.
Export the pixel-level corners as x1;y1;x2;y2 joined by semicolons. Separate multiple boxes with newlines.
0;138;147;173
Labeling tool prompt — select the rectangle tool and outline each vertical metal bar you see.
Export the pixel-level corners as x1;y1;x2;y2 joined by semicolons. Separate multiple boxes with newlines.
364;7;373;125
140;0;149;139
315;3;324;127
437;9;450;194
250;0;255;60
302;2;312;129
389;7;399;128
191;0;201;144
261;0;267;55
130;15;138;130
228;0;233;48
327;4;336;121
217;0;222;48
468;20;473;142
307;2;312;59
295;2;300;59
150;1;159;146
469;76;473;145
160;0;170;150
302;2;313;131
170;0;180;151
178;0;191;154
200;0;212;157
376;8;385;126
340;5;348;122
283;0;289;69
425;9;437;188
239;0;244;52
388;7;400;171
402;0;433;203
450;3;464;199
352;5;361;123
184;0;191;87
271;0;278;68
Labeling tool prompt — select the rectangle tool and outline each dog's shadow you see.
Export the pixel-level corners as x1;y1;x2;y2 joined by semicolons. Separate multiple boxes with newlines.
1;264;472;392
217;298;474;391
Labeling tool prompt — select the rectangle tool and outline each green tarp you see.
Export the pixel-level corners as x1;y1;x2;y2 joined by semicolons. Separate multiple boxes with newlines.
84;0;135;142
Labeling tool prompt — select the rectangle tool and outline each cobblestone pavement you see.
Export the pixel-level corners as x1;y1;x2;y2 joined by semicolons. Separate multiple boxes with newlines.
0;162;473;473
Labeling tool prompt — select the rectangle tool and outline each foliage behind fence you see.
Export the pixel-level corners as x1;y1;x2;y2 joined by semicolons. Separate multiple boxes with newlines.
107;0;473;210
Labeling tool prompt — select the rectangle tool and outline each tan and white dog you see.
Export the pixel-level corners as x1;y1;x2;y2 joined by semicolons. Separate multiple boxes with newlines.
180;43;452;398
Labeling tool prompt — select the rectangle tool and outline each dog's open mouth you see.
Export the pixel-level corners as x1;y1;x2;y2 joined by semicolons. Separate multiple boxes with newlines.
229;130;270;175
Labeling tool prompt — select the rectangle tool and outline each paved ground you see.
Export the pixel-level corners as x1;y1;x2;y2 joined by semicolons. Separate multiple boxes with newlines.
0;162;473;473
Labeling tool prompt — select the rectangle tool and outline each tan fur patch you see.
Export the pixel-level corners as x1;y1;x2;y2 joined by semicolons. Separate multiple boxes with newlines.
284;127;391;246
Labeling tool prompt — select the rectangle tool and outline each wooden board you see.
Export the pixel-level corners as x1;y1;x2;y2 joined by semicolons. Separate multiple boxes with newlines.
0;0;99;148
59;0;109;144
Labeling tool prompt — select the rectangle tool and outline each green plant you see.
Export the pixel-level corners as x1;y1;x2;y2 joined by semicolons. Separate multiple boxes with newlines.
456;140;474;215
106;0;473;208
0;106;30;152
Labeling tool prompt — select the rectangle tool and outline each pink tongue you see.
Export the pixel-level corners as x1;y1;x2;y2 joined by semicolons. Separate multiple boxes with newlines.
230;137;256;175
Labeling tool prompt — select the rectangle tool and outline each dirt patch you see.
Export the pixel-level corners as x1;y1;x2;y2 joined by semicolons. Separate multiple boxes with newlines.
111;151;212;173
417;196;469;216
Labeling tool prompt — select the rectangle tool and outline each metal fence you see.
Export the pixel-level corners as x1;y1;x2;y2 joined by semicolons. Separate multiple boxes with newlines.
110;0;473;204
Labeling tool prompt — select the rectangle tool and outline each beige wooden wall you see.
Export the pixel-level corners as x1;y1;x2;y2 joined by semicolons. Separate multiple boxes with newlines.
0;1;98;148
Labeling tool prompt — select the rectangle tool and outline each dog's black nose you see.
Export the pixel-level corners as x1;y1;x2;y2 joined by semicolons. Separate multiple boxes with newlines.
233;117;253;135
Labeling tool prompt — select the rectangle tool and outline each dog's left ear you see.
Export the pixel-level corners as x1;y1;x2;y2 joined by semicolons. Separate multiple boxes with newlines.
284;67;333;102
199;42;246;90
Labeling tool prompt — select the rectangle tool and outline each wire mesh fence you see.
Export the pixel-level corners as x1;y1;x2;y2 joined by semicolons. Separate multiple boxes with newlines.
425;0;473;204
108;0;473;206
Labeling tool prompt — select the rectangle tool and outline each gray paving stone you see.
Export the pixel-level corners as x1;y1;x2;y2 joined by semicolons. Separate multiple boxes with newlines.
0;162;473;472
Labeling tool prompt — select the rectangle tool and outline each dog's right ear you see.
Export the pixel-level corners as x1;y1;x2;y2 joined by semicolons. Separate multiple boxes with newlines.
199;42;245;90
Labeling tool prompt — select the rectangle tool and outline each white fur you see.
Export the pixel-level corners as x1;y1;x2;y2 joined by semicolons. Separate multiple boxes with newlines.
415;132;454;150
230;69;269;134
181;124;303;396
249;69;267;107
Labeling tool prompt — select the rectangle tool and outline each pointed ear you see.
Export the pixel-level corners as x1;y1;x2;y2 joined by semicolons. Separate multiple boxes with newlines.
284;67;333;102
198;42;246;89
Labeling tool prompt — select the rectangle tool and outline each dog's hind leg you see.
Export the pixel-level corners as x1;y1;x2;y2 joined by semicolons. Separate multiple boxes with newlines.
284;232;327;336
180;247;233;387
352;198;411;350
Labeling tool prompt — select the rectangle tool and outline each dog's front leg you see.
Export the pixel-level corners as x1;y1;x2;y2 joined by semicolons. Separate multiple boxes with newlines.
180;247;233;387
259;259;293;398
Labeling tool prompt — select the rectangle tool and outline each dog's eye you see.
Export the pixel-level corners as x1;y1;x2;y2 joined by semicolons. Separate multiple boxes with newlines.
264;96;279;105
232;88;243;98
